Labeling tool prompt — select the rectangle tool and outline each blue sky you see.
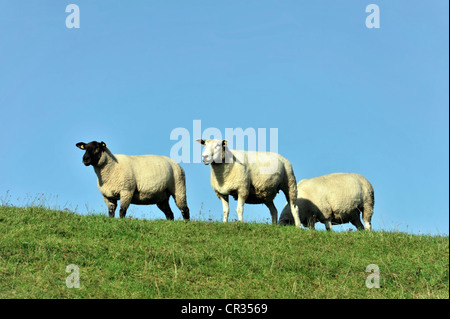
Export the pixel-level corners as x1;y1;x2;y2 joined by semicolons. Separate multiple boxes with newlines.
0;1;448;234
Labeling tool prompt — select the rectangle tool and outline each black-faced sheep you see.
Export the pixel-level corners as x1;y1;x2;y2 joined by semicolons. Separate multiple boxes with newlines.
76;141;190;220
278;173;374;231
197;139;301;227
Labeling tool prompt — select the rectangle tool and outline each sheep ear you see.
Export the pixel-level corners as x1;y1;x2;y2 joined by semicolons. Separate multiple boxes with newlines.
100;141;106;149
222;140;228;147
196;139;206;145
76;142;86;150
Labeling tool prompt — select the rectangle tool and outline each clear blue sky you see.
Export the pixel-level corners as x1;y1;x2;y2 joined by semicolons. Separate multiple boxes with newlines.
0;1;448;234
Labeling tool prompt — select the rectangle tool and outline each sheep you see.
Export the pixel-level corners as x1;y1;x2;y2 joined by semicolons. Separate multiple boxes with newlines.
76;141;190;220
278;173;374;231
196;139;301;227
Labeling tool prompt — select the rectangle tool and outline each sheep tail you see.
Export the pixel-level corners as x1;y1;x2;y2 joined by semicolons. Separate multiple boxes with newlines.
171;161;190;220
285;161;298;203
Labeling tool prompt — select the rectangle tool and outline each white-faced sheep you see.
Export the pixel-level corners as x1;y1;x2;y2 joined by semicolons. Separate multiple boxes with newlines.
278;173;374;231
197;139;301;227
76;141;190;220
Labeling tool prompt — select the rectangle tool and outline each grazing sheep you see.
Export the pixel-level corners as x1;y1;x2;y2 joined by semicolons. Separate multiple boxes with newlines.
196;139;301;227
278;173;374;231
76;141;190;220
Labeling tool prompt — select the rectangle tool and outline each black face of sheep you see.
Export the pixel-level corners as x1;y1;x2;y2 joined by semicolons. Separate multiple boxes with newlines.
76;141;106;167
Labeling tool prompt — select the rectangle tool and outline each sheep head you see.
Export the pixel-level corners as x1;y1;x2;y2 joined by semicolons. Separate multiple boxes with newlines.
76;141;107;167
196;139;229;165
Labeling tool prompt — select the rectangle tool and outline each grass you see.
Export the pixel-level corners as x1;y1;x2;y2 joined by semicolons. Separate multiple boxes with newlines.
0;205;448;299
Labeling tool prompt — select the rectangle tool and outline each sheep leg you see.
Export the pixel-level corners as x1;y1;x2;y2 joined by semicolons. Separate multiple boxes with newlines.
157;200;175;220
324;219;333;231
236;195;246;222
351;214;365;231
265;201;278;225
306;216;316;230
103;196;117;218
218;194;229;223
290;203;301;228
119;192;133;218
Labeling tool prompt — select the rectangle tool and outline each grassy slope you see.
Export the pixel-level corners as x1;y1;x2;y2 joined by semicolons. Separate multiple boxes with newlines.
0;206;448;299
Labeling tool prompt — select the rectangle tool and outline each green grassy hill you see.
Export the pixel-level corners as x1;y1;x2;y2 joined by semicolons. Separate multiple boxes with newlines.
0;206;448;299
